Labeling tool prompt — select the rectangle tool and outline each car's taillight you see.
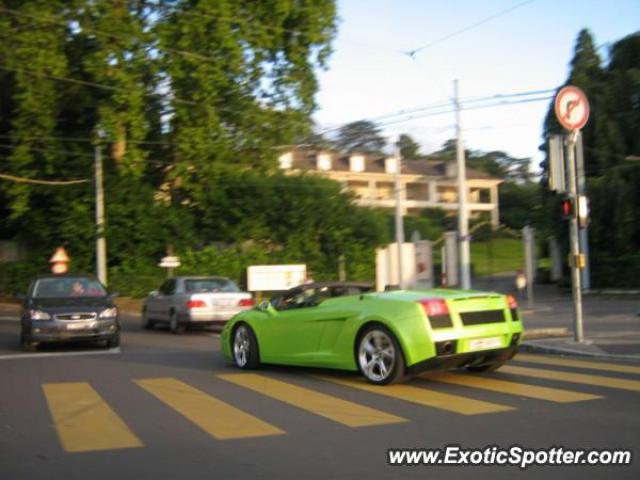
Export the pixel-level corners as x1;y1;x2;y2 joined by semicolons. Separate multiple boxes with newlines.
418;298;449;317
238;298;254;307
186;299;206;309
507;295;518;309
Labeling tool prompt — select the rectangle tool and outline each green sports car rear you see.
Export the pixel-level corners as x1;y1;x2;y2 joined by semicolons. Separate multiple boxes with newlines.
221;284;523;385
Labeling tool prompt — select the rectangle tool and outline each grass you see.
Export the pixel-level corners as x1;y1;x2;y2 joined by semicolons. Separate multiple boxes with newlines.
470;237;524;277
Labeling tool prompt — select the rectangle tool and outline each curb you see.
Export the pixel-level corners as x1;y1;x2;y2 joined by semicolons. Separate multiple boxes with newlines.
520;341;640;361
522;328;569;340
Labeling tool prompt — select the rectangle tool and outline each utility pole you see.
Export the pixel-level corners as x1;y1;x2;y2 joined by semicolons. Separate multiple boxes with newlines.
95;142;107;286
394;143;405;289
454;79;471;290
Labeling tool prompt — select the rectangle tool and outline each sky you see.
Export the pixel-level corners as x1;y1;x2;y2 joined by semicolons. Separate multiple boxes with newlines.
313;0;640;169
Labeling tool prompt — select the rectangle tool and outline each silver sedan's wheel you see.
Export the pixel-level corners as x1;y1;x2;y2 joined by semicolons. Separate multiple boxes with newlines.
232;324;260;369
357;326;405;385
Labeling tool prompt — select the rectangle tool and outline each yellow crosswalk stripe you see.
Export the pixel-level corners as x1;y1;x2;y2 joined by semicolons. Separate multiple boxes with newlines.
135;378;284;440
317;375;514;415
500;365;640;392
423;372;602;403
218;373;407;427
515;353;640;375
43;383;143;453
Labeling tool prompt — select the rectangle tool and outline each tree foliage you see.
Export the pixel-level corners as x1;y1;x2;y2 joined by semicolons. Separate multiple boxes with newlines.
0;0;354;291
540;29;640;265
334;120;387;154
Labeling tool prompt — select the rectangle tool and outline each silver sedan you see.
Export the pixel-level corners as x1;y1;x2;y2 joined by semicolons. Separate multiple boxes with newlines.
142;276;254;333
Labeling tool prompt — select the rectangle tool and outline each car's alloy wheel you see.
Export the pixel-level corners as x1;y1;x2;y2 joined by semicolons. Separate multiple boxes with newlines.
233;324;260;369
357;326;405;385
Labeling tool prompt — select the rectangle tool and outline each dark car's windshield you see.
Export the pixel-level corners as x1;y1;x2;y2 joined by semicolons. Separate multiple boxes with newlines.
32;277;107;299
185;278;240;293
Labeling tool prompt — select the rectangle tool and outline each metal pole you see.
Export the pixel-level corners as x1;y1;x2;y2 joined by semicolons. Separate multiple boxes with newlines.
454;79;471;290
95;144;107;286
575;131;591;291
394;145;405;289
566;132;584;342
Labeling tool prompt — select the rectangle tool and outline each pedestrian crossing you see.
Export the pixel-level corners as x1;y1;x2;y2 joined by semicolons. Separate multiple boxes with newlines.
37;354;639;453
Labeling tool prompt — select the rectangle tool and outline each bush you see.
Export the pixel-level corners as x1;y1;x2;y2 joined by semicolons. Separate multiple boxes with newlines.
590;255;640;289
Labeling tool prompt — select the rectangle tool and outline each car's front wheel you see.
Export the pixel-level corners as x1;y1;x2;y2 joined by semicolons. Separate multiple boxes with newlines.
356;325;405;385
141;307;155;330
232;324;260;369
20;330;35;352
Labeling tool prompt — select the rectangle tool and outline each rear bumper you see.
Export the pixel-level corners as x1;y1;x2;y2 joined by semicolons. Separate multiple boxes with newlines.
406;345;519;375
178;310;247;323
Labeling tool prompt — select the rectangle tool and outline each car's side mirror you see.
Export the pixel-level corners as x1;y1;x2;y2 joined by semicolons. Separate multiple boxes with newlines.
148;290;159;297
257;300;276;315
109;292;120;298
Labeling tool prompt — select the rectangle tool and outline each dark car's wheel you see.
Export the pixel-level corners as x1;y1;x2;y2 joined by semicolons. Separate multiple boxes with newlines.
20;330;36;352
467;360;506;372
232;324;260;369
169;311;184;334
106;333;120;349
141;308;155;330
356;325;405;385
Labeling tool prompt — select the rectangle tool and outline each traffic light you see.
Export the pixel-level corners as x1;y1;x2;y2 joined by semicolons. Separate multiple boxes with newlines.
561;196;573;220
560;195;589;227
577;194;589;228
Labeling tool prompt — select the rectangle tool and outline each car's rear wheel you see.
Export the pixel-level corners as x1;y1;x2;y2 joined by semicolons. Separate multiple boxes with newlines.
467;360;506;372
169;312;184;334
232;324;260;369
356;325;405;385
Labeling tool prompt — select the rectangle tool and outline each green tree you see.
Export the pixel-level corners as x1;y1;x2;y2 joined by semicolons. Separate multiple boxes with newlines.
396;133;420;159
335;120;387;154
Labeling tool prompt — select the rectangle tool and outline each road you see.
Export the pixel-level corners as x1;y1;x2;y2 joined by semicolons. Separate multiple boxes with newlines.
0;312;638;479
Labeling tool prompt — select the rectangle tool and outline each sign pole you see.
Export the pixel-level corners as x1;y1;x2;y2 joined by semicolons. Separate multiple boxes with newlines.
554;85;590;344
566;131;584;343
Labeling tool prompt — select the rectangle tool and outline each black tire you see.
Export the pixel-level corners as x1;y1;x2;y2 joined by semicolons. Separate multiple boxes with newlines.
20;330;35;352
355;324;405;385
467;360;506;372
106;333;120;349
141;308;155;330
232;323;260;369
169;311;184;334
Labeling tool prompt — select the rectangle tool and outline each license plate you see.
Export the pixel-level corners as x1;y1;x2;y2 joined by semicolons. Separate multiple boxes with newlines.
66;322;95;330
468;336;502;351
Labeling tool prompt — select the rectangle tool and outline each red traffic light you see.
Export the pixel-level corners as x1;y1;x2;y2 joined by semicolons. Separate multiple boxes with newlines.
562;198;573;219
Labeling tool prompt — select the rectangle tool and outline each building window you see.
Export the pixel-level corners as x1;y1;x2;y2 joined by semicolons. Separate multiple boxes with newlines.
384;157;398;174
278;152;293;169
349;154;365;172
317;153;332;171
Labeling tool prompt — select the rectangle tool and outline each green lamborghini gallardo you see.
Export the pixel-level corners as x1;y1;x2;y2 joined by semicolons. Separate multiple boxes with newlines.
221;282;523;385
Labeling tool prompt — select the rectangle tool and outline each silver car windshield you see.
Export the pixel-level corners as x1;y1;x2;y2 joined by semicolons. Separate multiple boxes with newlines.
32;277;107;298
184;279;240;293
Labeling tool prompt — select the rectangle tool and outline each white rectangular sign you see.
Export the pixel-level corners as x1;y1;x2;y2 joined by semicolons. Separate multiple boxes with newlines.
247;264;307;292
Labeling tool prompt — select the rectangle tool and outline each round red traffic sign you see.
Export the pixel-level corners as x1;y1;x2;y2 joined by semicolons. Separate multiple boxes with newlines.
555;86;590;131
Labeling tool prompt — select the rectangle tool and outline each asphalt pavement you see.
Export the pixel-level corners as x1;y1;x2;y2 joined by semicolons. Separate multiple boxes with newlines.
0;299;639;479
